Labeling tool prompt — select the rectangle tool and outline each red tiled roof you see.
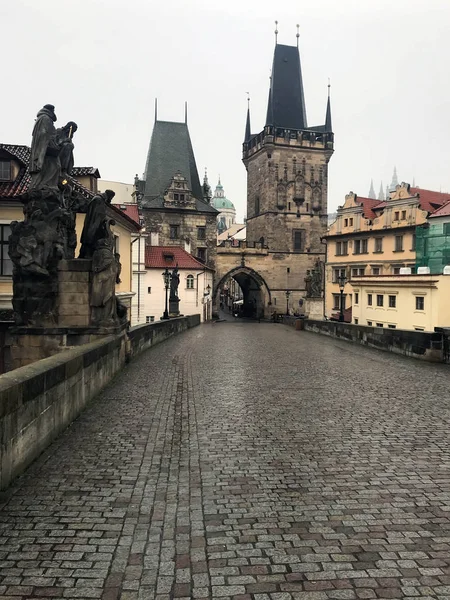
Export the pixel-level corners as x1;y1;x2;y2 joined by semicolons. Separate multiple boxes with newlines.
109;203;141;231
429;199;450;218
114;203;141;227
358;197;383;220
410;187;450;213
0;143;94;200
145;246;210;270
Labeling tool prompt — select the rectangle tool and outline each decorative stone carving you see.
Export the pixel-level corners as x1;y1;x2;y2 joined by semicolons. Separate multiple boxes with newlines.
91;219;119;325
29;105;61;191
79;190;115;259
305;258;323;298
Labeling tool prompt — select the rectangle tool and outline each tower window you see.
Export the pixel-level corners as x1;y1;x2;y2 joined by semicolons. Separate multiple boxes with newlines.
255;196;260;216
293;230;304;252
169;225;179;239
197;226;206;240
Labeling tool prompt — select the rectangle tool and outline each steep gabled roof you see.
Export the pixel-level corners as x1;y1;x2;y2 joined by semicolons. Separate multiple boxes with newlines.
358;197;383;220
0;143;94;200
265;44;307;130
410;187;450;213
429;199;450;218
114;203;141;227
143;120;203;201
145;246;212;270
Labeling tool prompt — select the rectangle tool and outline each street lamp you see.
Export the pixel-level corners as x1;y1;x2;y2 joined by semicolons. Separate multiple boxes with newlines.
338;273;347;322
285;290;291;316
162;267;171;320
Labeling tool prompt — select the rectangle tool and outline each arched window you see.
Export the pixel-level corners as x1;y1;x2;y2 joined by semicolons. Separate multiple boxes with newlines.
186;274;195;289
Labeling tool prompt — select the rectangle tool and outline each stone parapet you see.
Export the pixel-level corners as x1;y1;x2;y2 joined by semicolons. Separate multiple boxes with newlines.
0;314;200;490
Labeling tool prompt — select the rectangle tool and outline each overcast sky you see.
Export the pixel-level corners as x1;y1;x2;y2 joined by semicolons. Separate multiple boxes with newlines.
2;0;450;221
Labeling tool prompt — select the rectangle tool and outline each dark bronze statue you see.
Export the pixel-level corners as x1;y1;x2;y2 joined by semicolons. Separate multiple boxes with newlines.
29;105;61;190
79;190;115;258
170;266;180;300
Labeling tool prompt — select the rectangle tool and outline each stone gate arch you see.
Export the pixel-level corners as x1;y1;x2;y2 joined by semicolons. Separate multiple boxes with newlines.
214;266;272;319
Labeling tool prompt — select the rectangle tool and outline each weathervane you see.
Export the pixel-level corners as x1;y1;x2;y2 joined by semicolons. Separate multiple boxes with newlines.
296;24;300;47
275;20;278;44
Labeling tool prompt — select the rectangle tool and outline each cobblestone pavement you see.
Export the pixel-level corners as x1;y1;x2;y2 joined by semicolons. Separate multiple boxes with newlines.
2;323;450;600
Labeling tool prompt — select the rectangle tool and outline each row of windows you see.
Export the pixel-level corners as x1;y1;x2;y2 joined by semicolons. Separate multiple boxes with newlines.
170;225;206;240
359;320;424;332
333;264;415;281
363;293;424;310
343;210;409;229
336;234;415;256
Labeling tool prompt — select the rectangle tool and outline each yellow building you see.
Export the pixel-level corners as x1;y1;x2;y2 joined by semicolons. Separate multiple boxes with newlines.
351;274;450;332
0;144;141;316
324;183;450;320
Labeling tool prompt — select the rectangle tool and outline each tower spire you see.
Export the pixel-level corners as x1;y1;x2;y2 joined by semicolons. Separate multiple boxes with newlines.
275;20;278;45
296;24;300;48
154;98;158;123
390;166;398;190
378;181;385;201
324;79;332;132
244;93;251;143
184;101;188;124
265;36;307;129
368;179;376;199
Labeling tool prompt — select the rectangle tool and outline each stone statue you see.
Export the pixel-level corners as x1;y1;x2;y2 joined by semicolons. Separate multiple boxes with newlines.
29;104;62;190
56;121;78;177
170;266;180;300
79;190;115;258
311;260;324;297
304;271;312;297
91;219;117;324
115;253;122;284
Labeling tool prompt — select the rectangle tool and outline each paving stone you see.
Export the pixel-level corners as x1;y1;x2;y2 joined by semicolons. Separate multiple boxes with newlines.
1;325;450;598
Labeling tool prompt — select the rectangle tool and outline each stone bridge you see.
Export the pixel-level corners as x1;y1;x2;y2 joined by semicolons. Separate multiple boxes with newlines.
1;321;450;599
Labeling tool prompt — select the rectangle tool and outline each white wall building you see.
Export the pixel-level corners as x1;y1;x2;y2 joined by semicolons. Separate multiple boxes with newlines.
131;246;213;325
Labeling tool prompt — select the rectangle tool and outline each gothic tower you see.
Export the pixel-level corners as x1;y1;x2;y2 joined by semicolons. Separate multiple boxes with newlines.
243;36;334;254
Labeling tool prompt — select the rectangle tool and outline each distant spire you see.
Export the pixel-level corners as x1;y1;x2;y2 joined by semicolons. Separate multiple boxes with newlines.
378;181;385;201
324;79;332;132
386;184;390;200
412;176;416;188
275;20;278;45
202;167;212;203
244;93;251;142
390;166;398;190
296;24;300;48
154;98;158;123
184;101;188;124
368;179;376;199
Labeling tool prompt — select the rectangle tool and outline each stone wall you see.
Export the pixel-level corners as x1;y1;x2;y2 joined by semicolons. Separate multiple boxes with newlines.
0;315;200;490
303;319;444;362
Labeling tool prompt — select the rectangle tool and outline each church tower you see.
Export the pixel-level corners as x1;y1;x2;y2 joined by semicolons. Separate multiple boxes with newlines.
243;32;334;254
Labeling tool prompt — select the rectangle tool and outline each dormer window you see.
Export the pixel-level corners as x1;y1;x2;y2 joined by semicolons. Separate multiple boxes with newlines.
0;161;11;181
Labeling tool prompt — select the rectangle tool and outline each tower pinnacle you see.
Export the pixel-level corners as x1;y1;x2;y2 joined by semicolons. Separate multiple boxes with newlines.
368;179;376;199
244;93;251;143
324;80;332;132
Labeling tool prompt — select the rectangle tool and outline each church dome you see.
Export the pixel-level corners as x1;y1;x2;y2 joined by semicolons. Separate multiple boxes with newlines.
212;179;235;210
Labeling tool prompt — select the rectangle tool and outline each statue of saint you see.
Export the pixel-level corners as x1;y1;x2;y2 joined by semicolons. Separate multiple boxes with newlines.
29;104;61;190
56;121;78;177
90;219;117;323
79;190;115;258
170;266;180;300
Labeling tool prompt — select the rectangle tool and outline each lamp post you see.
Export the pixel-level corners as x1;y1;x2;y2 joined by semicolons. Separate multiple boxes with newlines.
285;290;291;316
162;267;171;320
338;273;347;322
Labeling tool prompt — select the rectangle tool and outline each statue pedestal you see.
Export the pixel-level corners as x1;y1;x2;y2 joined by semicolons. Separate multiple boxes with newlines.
169;298;180;317
10;259;127;369
304;297;324;321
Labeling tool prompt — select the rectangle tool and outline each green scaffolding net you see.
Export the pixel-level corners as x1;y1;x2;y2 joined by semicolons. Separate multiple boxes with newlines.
416;223;450;273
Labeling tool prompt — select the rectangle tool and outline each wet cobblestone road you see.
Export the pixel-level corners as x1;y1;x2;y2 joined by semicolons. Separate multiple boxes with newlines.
2;323;450;600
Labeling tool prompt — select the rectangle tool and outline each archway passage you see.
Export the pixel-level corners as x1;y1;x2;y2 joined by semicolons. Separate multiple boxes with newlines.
214;267;271;320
